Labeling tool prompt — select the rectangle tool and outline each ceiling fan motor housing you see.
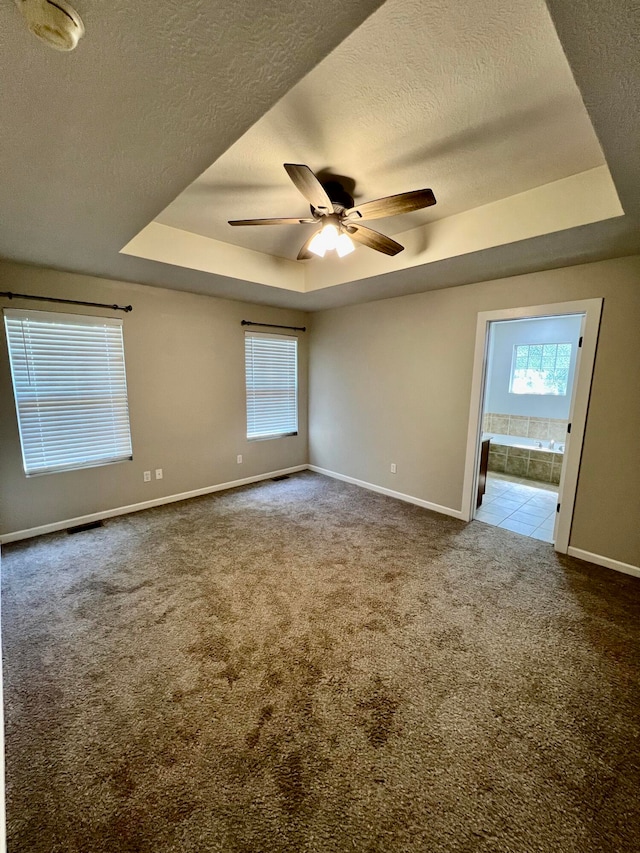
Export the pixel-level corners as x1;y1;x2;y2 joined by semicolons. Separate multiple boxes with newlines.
314;180;354;214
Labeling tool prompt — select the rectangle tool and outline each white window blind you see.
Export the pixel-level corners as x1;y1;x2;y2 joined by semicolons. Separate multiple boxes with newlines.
245;332;298;440
4;308;133;476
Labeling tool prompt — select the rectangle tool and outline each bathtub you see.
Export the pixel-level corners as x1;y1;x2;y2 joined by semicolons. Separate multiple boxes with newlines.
483;433;564;484
483;433;565;454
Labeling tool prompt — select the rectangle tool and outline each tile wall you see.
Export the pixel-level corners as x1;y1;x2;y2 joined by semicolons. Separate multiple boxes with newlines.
483;413;568;442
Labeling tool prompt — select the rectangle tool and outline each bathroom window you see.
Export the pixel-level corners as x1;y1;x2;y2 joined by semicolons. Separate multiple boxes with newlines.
510;342;572;396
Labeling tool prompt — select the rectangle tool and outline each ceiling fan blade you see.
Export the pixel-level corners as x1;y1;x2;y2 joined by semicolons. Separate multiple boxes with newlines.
228;217;316;226
284;164;334;214
297;229;321;260
347;224;404;256
345;188;436;222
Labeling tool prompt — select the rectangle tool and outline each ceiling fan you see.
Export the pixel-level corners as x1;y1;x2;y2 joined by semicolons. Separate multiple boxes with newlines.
228;164;436;260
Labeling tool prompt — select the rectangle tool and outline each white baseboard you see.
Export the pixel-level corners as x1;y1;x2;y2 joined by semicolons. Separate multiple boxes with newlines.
0;465;308;545
308;465;466;520
567;547;640;579
5;465;636;583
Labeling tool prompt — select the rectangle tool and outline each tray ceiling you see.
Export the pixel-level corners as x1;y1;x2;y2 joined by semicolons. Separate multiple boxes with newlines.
1;0;639;309
155;0;606;262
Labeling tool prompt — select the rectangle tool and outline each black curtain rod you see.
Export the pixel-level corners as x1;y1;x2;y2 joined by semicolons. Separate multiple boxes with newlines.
0;291;132;313
241;320;306;332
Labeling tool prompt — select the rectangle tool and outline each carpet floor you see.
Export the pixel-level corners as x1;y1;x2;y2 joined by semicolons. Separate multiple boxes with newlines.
2;471;639;852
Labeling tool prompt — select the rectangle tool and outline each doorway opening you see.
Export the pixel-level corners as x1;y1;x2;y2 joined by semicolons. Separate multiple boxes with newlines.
475;314;582;542
462;299;603;553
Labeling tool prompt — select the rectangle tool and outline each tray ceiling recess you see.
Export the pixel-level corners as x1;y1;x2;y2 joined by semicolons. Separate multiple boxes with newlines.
122;0;622;300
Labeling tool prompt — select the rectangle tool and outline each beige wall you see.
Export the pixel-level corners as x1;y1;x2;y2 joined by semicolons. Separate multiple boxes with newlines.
3;255;639;567
0;262;308;536
309;256;640;567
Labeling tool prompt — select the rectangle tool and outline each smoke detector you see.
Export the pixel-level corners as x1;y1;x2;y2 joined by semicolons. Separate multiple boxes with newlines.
15;0;85;51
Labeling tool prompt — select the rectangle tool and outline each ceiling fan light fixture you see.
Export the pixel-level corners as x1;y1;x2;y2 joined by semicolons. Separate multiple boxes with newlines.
308;231;327;258
336;232;355;258
230;163;436;261
321;223;339;251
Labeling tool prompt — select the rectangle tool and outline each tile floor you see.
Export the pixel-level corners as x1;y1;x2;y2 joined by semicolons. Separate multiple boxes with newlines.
475;473;558;542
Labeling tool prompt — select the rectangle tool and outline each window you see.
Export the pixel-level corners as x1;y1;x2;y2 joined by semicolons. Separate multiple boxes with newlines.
509;342;572;396
245;332;298;440
4;309;133;476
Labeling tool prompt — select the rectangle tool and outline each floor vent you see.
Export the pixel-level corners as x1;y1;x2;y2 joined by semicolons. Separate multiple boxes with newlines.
271;475;290;482
67;520;104;534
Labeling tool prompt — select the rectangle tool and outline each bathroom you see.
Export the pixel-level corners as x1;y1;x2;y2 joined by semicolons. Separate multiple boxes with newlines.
476;313;583;542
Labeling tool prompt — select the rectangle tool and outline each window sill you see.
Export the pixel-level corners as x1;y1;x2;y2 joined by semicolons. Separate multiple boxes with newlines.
247;432;298;442
24;455;133;478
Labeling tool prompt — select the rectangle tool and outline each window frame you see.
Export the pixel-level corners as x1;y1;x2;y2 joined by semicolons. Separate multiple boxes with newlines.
3;308;133;477
244;331;298;441
509;341;573;397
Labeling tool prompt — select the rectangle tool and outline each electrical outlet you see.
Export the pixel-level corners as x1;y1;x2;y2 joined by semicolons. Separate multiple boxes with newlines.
237;454;243;464
143;471;151;483
390;463;397;474
155;468;163;480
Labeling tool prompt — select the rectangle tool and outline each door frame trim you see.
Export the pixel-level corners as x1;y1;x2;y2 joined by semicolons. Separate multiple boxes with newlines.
460;298;603;553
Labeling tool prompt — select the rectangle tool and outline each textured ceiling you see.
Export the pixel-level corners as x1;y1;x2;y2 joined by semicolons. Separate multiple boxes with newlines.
0;0;639;310
0;0;385;282
157;0;606;261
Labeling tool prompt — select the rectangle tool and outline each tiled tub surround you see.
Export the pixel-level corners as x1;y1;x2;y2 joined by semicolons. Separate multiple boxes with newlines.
482;413;567;485
484;433;564;485
483;412;568;443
